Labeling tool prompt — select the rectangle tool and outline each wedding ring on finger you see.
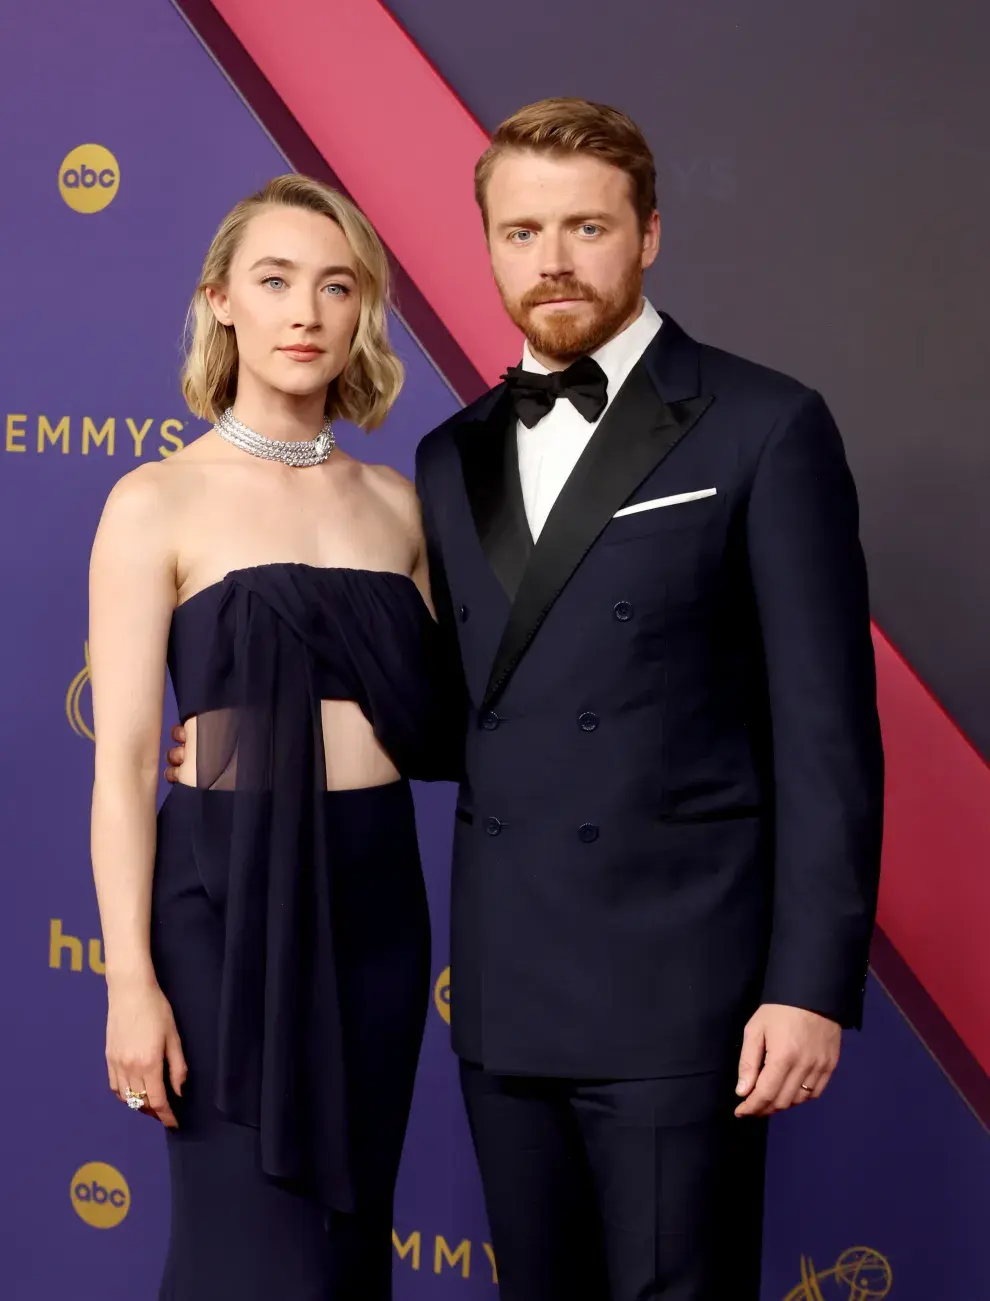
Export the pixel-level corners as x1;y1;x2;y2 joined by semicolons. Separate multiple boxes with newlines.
799;1083;814;1094
123;1088;148;1111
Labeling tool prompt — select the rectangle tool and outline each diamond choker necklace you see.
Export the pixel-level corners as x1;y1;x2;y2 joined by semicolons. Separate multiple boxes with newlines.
215;407;336;467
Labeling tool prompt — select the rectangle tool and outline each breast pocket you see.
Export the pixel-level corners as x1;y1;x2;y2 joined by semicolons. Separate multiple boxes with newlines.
600;490;720;545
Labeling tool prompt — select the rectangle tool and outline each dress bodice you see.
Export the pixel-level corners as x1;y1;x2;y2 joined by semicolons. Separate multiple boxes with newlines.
168;563;452;783
162;563;458;1211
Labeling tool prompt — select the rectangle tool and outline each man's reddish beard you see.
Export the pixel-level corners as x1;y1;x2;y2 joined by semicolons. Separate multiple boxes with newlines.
498;263;644;363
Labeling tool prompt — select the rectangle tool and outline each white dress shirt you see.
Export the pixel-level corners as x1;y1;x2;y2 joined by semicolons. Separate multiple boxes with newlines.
516;298;663;540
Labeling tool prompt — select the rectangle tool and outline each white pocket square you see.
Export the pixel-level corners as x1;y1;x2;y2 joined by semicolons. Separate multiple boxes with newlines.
613;488;717;518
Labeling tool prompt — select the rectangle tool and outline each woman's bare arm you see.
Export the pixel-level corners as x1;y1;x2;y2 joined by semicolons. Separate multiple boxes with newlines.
89;464;186;1123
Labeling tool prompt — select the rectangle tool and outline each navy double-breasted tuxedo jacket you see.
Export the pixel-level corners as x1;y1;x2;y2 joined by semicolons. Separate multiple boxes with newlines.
415;314;884;1079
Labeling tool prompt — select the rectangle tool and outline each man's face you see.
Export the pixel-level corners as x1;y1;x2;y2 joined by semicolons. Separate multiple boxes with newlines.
485;149;660;366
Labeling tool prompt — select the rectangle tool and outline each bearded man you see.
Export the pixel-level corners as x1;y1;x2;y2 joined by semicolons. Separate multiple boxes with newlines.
413;97;884;1301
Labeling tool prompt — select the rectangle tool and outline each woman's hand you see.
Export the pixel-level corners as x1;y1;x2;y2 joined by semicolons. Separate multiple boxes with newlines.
106;979;187;1128
164;723;187;783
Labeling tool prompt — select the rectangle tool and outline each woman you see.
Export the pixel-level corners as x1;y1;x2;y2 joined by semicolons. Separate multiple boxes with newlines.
89;175;450;1299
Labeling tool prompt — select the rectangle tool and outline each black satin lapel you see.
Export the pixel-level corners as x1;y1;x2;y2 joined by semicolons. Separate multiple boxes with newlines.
455;391;533;600
484;365;713;706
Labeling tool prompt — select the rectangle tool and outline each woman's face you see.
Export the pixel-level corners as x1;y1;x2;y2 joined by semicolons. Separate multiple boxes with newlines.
208;204;363;406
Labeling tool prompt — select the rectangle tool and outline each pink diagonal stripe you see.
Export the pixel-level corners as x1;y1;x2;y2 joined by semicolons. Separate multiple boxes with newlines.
873;630;990;1073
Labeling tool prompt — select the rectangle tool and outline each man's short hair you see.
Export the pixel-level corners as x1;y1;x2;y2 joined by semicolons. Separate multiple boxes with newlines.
475;97;657;234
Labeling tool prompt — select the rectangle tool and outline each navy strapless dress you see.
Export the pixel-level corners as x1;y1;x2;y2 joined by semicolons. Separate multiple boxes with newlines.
151;564;454;1300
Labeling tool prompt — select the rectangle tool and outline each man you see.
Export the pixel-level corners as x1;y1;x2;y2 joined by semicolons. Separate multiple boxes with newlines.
414;98;883;1300
170;98;883;1299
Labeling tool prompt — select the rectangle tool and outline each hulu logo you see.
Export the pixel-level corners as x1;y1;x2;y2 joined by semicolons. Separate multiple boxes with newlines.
49;919;105;974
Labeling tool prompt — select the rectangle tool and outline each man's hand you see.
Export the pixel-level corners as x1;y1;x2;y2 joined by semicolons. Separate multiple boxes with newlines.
163;723;186;783
734;1004;841;1117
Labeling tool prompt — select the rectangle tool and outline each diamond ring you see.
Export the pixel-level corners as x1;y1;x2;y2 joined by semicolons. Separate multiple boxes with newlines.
124;1088;148;1111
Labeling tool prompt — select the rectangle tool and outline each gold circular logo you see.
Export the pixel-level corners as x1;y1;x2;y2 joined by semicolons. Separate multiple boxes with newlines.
58;145;120;213
833;1248;892;1298
433;966;451;1024
66;641;94;740
70;1161;130;1228
784;1246;892;1301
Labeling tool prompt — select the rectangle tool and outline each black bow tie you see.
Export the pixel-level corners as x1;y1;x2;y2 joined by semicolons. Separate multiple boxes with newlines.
502;355;609;429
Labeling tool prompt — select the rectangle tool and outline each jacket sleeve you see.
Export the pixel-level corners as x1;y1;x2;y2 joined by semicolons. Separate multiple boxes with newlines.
416;444;468;783
746;389;884;1028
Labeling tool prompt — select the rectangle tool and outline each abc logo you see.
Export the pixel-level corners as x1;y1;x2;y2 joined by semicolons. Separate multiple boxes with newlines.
59;145;120;214
70;1161;130;1229
434;966;451;1024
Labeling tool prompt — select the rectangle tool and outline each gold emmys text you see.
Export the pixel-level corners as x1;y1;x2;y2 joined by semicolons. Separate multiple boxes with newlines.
5;414;186;458
392;1230;497;1284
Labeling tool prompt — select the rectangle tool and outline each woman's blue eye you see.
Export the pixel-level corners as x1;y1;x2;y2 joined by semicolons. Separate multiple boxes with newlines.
324;283;350;296
262;276;285;289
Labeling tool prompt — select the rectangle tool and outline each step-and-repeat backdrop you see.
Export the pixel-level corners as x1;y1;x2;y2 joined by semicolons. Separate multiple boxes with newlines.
2;2;988;1298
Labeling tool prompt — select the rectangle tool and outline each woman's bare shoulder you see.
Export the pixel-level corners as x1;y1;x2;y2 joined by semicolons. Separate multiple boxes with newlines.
360;460;421;524
96;436;219;551
100;458;169;516
107;430;224;501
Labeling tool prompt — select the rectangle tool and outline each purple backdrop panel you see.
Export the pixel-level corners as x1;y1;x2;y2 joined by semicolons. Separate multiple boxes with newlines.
762;982;990;1299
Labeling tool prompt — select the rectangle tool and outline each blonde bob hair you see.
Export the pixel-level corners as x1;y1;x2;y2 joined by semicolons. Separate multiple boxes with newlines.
181;174;403;430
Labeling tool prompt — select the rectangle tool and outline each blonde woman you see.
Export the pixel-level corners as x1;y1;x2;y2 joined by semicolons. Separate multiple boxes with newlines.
89;176;452;1299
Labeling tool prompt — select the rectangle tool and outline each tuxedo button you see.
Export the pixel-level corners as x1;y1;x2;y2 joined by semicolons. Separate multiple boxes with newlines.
613;601;634;621
578;711;599;732
459;604;470;622
481;711;501;731
485;817;503;837
578;823;599;844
